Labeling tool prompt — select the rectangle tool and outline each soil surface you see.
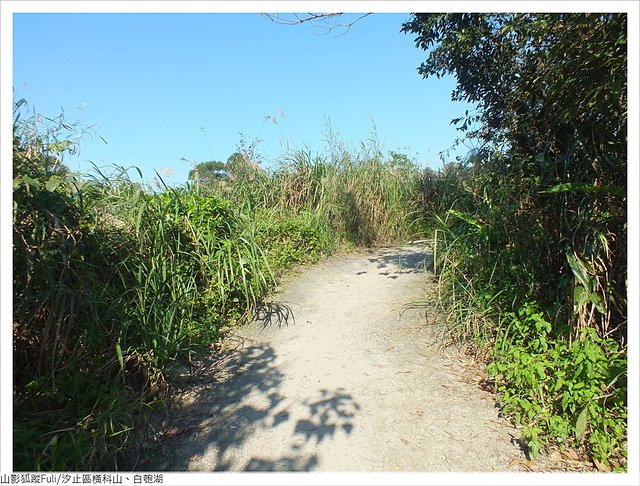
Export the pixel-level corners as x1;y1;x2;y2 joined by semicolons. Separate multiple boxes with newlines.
141;242;528;472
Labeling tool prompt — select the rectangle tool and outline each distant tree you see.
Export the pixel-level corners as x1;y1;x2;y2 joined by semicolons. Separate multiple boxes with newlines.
387;151;415;170
226;149;264;182
188;150;266;189
188;160;229;185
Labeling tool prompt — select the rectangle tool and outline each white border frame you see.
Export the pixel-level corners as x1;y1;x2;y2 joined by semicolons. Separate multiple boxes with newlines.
2;2;638;485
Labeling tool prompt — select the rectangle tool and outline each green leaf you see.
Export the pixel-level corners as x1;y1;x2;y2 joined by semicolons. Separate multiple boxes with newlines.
20;174;42;190
48;140;73;154
446;209;482;229
561;392;570;412
539;182;625;199
575;405;589;443
45;176;62;192
573;285;586;306
589;292;606;314
528;439;540;459
115;343;124;372
566;252;592;290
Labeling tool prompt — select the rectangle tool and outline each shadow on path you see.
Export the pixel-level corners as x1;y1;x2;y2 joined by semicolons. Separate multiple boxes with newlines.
366;245;434;278
144;344;360;471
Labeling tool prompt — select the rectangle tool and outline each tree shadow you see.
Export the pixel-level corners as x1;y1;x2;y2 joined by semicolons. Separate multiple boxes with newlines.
241;455;319;472
138;343;361;472
367;245;434;278
293;388;360;445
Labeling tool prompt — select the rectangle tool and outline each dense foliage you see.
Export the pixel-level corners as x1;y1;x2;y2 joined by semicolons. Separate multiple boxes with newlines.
13;112;268;469
404;13;627;467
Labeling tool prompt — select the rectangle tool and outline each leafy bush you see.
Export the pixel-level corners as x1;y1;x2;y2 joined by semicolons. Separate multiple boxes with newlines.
407;13;627;468
255;209;334;272
13;107;134;470
487;303;627;468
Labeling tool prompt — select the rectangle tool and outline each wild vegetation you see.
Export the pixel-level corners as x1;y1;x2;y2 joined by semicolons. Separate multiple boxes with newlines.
13;12;627;472
12;101;422;470
404;13;627;469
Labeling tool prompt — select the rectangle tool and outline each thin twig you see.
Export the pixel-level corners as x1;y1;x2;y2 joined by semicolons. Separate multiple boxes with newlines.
262;13;372;37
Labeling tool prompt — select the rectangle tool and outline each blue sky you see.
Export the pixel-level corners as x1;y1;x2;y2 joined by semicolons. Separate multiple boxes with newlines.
13;11;475;185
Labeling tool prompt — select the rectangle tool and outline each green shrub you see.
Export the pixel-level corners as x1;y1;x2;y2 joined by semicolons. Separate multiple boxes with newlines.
488;303;627;468
13;108;134;470
255;209;334;272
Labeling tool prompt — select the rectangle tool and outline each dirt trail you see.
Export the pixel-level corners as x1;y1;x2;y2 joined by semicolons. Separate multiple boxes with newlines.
144;242;524;472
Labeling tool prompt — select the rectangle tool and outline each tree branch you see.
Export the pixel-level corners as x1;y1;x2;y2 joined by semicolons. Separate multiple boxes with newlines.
262;13;372;36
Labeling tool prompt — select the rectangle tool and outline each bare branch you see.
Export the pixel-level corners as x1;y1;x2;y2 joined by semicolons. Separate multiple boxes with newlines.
262;13;342;25
262;13;372;36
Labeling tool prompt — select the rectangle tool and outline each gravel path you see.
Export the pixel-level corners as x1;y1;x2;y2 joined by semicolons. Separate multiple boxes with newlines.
144;242;525;472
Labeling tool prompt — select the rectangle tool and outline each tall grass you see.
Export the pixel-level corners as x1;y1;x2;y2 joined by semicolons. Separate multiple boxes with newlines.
13;112;133;470
13;105;276;470
213;142;423;248
13;101;424;470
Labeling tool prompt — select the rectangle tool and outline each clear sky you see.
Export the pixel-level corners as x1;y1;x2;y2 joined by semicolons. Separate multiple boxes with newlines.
13;11;475;186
